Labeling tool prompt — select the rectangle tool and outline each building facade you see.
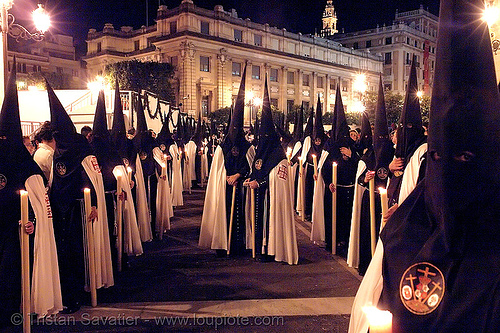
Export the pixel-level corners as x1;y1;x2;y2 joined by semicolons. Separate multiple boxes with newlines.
84;0;382;122
333;5;438;96
9;32;87;90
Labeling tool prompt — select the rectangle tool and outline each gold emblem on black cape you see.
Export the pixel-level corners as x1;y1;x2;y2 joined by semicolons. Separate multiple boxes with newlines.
55;162;67;176
400;262;445;315
377;167;389;180
139;151;148;160
255;159;263;170
231;146;239;157
0;174;6;190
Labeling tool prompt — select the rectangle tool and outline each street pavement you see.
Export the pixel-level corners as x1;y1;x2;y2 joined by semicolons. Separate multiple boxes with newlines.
10;188;362;333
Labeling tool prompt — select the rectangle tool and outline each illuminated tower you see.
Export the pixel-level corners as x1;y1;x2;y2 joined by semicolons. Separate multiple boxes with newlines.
321;0;338;38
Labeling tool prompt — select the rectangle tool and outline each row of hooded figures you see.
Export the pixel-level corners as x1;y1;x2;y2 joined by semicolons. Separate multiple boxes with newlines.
4;0;500;331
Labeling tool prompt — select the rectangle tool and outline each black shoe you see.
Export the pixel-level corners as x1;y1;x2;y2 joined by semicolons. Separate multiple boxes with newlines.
60;303;81;314
216;250;227;258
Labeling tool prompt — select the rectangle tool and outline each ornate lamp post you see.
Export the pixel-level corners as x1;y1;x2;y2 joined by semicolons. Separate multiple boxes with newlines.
0;1;50;98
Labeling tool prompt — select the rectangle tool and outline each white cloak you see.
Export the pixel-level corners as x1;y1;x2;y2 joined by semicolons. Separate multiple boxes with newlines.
113;165;144;256
27;174;63;317
346;160;368;269
296;136;311;215
169;143;184;206
267;159;299;265
82;155;114;288
152;147;174;235
185;140;197;185
199;145;255;250
310;150;329;242
134;154;153;242
198;146;228;249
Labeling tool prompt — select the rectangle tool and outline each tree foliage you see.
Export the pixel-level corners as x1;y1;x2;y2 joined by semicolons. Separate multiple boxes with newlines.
104;60;176;103
27;72;71;90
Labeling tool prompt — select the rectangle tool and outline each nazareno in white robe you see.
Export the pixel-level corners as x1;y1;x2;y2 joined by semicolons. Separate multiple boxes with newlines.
296;136;311;217
134;154;153;242
310;150;328;243
27;174;63;317
81;155;114;288
184;140;197;186
112;165;144;256
348;142;427;333
199;145;255;250
152;147;174;235
266;159;299;265
346;160;368;269
169;143;184;206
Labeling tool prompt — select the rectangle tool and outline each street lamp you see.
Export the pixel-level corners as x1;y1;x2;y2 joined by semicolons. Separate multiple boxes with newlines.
245;91;262;126
0;1;50;98
352;73;367;117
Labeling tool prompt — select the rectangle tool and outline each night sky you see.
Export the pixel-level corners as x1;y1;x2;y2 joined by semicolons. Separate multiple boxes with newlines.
11;0;440;54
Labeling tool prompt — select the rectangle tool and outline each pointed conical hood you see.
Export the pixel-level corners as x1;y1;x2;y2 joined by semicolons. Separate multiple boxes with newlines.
92;90;109;139
294;104;304;142
135;93;148;136
303;104;313;140
395;57;424;159
110;80;136;167
227;64;247;144
425;0;500;253
133;92;156;176
191;115;203;146
358;111;372;151
373;76;394;183
380;1;500;330
111;80;126;145
252;76;285;178
47;79;77;148
90;90;121;190
0;58;23;147
333;84;350;147
0;58;43;222
156;109;174;152
312;95;327;146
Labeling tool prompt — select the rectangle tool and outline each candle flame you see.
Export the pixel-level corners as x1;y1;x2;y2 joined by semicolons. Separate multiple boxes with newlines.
332;162;337;166
127;166;132;173
20;190;28;195
312;154;316;158
378;187;387;194
362;306;392;327
84;188;91;194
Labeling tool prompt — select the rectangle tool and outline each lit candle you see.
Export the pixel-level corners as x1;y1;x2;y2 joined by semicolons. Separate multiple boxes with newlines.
127;166;132;184
84;188;92;218
312;154;318;179
363;306;393;333
19;190;30;332
379;187;389;230
286;147;292;163
84;188;97;307
115;171;123;272
161;163;166;178
331;162;337;255
298;157;305;221
369;178;376;256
